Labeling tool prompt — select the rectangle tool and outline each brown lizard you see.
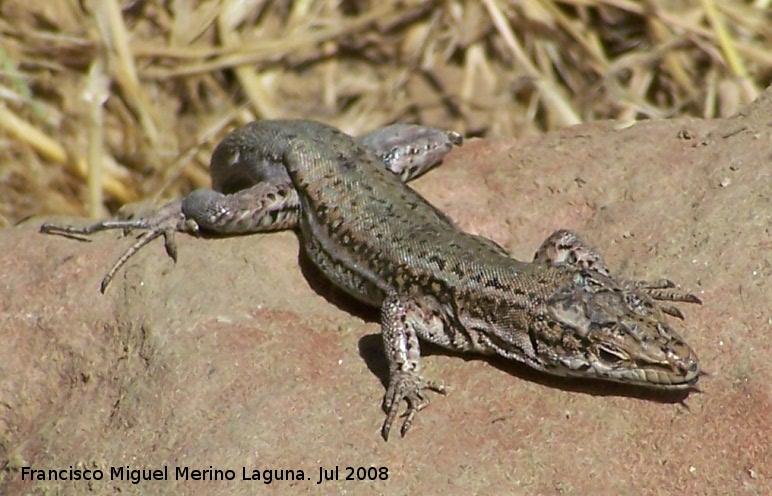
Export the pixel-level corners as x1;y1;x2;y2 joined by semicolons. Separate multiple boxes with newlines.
42;120;702;440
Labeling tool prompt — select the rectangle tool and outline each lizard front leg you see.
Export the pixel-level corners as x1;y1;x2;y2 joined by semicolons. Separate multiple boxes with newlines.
380;293;447;441
534;229;702;317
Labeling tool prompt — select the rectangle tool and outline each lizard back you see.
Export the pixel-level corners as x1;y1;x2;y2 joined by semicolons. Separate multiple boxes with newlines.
231;120;568;309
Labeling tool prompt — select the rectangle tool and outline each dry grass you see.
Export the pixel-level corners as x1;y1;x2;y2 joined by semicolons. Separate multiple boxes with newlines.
0;0;770;224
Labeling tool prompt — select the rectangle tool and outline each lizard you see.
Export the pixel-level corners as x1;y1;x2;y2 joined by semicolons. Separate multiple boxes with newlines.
41;119;702;440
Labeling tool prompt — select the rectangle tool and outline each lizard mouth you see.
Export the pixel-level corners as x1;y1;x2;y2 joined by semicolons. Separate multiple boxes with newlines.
615;362;700;390
556;346;701;390
607;342;701;389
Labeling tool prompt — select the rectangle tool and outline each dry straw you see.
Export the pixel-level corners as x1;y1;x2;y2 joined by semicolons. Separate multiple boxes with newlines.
0;0;769;224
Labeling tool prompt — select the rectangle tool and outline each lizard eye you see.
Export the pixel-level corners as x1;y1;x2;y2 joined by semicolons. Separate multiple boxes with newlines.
598;346;625;365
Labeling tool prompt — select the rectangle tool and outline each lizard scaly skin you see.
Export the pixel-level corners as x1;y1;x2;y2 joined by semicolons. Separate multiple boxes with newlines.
42;120;701;440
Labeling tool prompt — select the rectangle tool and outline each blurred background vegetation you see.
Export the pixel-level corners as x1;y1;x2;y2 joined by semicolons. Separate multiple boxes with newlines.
0;0;769;224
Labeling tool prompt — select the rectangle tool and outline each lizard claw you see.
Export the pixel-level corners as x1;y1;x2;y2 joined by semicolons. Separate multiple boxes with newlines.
628;278;702;319
381;371;446;441
41;199;190;293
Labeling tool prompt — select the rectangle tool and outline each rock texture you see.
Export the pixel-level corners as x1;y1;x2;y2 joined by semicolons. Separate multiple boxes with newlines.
2;88;770;495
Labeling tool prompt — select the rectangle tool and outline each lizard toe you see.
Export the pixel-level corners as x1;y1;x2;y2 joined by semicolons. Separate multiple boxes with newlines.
381;371;445;441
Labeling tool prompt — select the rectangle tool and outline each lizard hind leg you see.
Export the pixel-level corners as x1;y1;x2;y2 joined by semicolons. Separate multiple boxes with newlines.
180;182;300;234
41;180;301;293
357;123;463;182
41;199;188;293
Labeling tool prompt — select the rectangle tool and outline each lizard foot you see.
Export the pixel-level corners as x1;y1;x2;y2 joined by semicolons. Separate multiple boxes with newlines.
630;278;702;319
40;199;191;293
535;229;702;318
381;371;446;441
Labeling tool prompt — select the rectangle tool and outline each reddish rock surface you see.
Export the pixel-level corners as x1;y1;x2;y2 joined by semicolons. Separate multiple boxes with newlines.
2;88;770;495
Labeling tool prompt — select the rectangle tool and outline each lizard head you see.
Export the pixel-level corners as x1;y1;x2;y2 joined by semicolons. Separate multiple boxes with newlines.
532;270;700;389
